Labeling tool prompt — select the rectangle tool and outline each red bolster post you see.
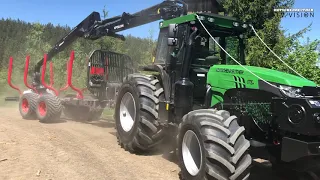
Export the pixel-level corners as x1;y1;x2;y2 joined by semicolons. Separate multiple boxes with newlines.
41;54;59;96
49;62;54;87
59;61;69;91
7;57;21;95
24;56;38;93
67;51;84;99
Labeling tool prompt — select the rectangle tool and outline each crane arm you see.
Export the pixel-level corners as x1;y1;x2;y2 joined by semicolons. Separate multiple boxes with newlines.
34;0;188;74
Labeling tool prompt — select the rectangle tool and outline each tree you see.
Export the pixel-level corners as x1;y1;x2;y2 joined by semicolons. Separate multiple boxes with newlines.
0;15;157;96
221;0;320;85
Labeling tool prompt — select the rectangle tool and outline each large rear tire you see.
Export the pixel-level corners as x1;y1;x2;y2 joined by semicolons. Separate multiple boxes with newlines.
115;73;165;153
178;109;252;180
19;93;38;120
36;94;62;123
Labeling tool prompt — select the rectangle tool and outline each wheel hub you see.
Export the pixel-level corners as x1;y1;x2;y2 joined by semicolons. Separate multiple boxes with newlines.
119;92;136;132
38;101;47;116
182;130;203;176
21;98;29;113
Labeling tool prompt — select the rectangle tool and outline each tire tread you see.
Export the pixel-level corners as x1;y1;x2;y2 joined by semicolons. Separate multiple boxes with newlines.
37;95;62;122
19;93;39;120
179;109;252;180
117;74;165;153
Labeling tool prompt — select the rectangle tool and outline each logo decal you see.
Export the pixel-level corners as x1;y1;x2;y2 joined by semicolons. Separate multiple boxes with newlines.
114;24;125;30
310;100;320;107
247;80;254;85
216;68;244;75
233;76;246;88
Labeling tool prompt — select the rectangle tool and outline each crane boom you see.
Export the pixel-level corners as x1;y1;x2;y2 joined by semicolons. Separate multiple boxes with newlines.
33;0;188;74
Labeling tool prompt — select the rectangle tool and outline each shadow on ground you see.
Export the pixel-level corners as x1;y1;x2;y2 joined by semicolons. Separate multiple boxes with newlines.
57;115;300;180
41;119;67;124
60;116;115;129
156;146;294;180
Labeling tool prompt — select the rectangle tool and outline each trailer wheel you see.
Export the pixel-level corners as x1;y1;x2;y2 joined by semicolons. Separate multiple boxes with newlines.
115;73;165;153
88;109;104;121
36;94;62;123
19;93;38;120
178;109;252;180
63;105;89;120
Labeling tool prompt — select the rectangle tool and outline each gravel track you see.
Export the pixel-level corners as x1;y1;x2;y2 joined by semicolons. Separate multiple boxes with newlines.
0;107;287;180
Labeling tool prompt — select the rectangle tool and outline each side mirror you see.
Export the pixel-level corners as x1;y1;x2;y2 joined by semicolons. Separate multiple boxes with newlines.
168;24;178;38
168;38;178;46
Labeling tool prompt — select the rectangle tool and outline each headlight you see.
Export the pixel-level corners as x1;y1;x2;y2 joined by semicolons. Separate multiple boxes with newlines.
279;85;303;98
288;104;305;124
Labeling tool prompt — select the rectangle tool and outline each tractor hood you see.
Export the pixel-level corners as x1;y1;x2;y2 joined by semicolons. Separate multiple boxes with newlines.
210;65;317;88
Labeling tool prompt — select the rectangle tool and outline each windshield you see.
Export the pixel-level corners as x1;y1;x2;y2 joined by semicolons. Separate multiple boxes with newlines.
209;35;244;65
191;30;245;66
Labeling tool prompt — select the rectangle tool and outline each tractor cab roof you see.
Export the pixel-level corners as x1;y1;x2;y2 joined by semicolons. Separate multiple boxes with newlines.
160;12;248;36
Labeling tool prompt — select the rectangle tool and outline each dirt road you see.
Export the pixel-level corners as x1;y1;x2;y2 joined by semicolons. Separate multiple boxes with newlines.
0;107;284;180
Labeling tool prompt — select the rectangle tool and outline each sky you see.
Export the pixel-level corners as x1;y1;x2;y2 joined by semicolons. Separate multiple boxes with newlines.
0;0;319;41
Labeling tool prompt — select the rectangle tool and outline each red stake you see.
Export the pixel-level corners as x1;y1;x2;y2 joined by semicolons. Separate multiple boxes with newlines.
41;54;59;96
49;62;54;87
67;51;84;99
59;61;69;91
24;56;38;93
7;57;21;95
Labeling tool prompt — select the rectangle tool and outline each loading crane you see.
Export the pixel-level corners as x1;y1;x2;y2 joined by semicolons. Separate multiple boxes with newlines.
32;0;188;89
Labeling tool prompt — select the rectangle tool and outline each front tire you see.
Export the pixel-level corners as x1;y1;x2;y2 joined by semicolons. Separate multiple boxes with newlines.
19;93;38;120
36;94;62;123
115;73;165;153
178;109;252;180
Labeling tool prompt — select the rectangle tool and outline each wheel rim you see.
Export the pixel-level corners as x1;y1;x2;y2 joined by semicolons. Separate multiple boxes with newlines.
119;92;136;132
182;130;203;176
21;98;29;113
38;101;47;116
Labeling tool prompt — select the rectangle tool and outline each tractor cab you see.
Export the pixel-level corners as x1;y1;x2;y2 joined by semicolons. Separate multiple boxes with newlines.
153;12;248;105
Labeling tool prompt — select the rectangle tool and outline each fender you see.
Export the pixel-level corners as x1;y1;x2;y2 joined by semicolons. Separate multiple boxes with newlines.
141;64;171;102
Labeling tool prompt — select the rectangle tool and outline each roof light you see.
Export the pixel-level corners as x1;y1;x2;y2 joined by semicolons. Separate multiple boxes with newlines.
233;22;239;27
199;16;205;21
242;24;248;28
208;17;215;22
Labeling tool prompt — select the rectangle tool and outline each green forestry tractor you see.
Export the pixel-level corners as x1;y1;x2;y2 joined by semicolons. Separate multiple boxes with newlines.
5;0;320;179
114;2;320;180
